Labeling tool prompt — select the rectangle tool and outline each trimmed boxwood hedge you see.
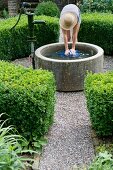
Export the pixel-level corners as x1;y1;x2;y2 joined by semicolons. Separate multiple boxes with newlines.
80;13;113;55
84;71;113;136
1;12;113;61
0;61;56;146
0;15;59;60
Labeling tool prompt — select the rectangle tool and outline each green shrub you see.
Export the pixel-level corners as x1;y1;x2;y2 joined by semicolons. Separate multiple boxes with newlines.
88;151;113;170
35;1;60;17
0;61;56;148
84;71;113;136
0;15;59;60
79;13;113;55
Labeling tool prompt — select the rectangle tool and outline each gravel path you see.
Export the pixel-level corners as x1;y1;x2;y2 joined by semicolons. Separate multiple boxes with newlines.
12;55;113;170
39;92;94;170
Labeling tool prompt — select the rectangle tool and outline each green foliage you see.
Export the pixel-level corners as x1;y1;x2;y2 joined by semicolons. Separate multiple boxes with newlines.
96;144;113;156
88;151;113;170
79;13;113;55
35;1;60;17
1;12;113;60
39;0;55;2
72;151;113;169
80;0;113;13
0;61;56;149
0;113;35;170
2;9;9;19
84;71;113;136
0;15;59;60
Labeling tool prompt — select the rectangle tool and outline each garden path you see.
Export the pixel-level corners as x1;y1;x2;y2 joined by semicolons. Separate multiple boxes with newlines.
12;55;113;170
39;91;94;170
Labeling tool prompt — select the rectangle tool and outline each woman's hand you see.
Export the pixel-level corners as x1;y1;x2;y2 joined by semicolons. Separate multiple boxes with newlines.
65;49;70;56
70;49;75;55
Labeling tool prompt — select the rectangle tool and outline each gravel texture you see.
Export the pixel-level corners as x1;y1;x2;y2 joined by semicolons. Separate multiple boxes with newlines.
103;55;113;72
39;92;95;170
12;55;113;170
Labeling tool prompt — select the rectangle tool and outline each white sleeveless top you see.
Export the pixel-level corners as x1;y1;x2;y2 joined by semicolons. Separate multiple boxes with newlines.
60;4;81;24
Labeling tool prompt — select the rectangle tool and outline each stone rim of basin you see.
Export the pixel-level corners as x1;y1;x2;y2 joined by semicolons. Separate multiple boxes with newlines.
35;42;104;63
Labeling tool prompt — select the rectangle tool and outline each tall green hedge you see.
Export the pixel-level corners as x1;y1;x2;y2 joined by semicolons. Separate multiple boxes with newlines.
80;13;113;55
1;12;113;61
84;71;113;136
0;15;59;60
0;61;56;146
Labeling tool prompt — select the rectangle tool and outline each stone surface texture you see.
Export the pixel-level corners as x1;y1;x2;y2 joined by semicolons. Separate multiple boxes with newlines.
35;42;104;91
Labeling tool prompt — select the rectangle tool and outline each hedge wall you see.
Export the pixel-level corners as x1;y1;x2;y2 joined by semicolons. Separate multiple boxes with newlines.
84;71;113;136
0;12;113;61
0;61;56;146
0;15;59;60
80;13;113;55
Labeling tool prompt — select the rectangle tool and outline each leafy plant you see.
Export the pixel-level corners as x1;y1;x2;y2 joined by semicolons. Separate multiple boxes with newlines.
0;113;36;170
2;9;9;19
88;151;113;170
32;136;47;152
79;0;113;13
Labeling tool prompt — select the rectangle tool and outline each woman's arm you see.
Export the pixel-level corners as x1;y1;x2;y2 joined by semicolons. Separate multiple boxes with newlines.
71;23;80;50
62;29;70;55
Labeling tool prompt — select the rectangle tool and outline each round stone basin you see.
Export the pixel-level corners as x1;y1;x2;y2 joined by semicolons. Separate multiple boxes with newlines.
35;42;104;91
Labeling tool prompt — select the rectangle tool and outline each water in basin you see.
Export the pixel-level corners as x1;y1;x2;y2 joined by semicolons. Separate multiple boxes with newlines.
45;49;95;60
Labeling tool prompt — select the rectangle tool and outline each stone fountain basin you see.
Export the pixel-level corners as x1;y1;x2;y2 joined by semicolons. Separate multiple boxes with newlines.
35;42;104;91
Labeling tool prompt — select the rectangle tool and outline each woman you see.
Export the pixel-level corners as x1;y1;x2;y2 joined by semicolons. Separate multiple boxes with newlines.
59;4;81;56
